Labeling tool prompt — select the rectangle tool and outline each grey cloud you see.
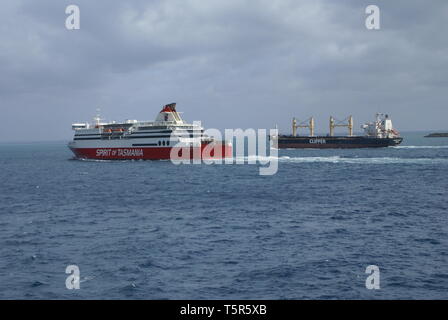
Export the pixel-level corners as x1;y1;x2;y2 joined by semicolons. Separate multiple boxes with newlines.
0;0;447;141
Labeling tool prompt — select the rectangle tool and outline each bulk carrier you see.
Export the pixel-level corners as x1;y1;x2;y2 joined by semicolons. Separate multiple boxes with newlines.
68;103;232;160
271;113;403;149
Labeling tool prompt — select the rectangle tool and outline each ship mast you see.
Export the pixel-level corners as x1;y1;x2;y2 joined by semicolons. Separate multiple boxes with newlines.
292;117;315;137
329;116;353;136
93;108;103;127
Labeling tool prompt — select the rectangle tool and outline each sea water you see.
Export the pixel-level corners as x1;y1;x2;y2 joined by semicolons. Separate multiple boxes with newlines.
0;132;447;299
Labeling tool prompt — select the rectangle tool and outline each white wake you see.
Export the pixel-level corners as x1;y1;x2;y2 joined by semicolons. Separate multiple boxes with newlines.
392;145;448;149
235;155;448;165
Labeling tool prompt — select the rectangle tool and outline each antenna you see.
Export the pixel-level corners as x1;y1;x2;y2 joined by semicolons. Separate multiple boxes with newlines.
93;107;103;126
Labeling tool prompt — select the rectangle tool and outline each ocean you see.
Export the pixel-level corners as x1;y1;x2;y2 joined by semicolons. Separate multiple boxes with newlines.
0;132;447;299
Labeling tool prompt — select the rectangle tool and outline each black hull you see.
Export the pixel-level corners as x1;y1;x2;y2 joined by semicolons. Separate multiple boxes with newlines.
274;135;403;149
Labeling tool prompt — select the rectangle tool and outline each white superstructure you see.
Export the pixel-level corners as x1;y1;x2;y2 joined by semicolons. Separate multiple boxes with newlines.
361;113;400;138
69;103;209;149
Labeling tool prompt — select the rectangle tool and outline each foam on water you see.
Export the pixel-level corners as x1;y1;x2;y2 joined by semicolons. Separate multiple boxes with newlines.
281;156;448;164
392;145;448;149
236;155;448;165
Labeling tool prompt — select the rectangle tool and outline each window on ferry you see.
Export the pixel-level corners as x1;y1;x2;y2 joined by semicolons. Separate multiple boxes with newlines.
158;141;161;146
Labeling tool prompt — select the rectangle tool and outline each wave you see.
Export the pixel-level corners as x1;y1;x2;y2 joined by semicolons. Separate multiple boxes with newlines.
274;145;448;150
74;158;129;163
72;155;448;165
392;145;448;149
71;158;154;163
237;155;448;165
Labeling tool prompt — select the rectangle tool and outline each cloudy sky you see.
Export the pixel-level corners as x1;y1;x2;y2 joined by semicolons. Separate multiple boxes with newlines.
0;0;447;142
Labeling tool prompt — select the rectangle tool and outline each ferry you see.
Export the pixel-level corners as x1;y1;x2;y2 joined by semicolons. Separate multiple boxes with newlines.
68;103;232;160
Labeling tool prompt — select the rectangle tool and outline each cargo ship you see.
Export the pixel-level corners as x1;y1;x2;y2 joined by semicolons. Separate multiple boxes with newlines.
271;113;403;149
68;103;232;160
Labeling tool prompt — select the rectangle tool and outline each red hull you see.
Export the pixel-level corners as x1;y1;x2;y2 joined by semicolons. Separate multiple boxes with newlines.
70;144;232;160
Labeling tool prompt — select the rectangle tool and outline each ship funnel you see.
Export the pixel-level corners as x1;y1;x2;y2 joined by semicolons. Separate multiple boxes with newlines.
156;103;184;124
162;103;177;112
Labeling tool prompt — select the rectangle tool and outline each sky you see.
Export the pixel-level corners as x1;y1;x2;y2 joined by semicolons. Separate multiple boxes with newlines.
0;0;447;142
